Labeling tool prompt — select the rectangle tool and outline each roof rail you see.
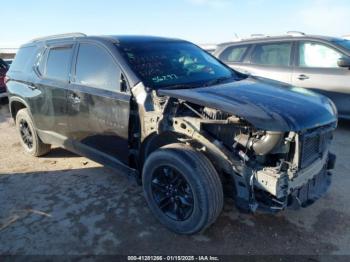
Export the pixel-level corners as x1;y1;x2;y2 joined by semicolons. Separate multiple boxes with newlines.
31;32;87;42
238;34;270;41
286;31;305;37
250;34;269;38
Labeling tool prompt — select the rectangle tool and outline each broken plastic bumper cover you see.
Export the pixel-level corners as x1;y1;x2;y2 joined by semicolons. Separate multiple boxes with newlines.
246;153;336;213
287;152;336;209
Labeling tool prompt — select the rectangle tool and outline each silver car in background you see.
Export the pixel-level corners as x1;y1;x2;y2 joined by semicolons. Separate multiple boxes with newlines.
214;33;350;119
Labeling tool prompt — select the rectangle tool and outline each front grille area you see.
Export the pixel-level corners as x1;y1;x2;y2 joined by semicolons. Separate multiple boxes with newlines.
299;128;333;169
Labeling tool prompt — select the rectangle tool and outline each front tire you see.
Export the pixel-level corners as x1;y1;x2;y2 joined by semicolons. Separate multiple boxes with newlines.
16;108;51;157
142;143;223;234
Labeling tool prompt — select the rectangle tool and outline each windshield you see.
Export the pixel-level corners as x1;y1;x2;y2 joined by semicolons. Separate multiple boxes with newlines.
335;39;350;51
117;41;235;89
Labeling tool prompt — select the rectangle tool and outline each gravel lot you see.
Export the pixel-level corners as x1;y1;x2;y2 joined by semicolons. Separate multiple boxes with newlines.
0;99;350;256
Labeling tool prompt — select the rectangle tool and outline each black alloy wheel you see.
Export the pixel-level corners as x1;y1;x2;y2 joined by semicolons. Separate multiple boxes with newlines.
19;119;33;149
151;166;194;221
15;108;51;156
142;143;224;234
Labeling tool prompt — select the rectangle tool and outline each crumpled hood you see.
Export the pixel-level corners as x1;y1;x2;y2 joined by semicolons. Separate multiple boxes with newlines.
158;76;337;132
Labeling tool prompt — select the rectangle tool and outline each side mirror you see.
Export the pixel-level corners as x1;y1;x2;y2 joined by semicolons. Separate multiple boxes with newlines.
337;57;350;68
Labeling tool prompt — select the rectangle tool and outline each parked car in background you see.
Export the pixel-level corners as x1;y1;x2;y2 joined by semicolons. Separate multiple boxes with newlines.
4;59;13;67
199;44;218;54
0;58;9;98
7;33;337;234
214;32;350;119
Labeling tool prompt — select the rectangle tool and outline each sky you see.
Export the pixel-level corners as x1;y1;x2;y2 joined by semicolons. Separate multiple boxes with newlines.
1;0;350;47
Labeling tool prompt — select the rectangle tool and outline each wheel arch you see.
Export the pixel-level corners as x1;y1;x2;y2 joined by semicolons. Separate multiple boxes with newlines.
9;97;30;120
139;131;184;168
139;128;233;176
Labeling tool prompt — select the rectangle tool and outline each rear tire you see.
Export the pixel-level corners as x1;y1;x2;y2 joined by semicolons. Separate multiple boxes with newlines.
142;143;223;234
16;108;51;157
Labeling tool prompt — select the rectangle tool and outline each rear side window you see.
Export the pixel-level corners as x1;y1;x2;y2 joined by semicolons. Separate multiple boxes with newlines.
220;45;249;63
299;42;344;68
10;46;38;73
45;46;73;81
251;42;292;66
74;43;120;91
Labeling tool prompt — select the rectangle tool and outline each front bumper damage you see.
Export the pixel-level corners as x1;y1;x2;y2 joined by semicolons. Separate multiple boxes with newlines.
235;152;336;214
164;115;337;214
288;152;335;210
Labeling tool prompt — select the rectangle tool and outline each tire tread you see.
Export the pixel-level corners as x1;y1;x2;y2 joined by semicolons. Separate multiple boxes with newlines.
143;143;223;234
16;108;51;157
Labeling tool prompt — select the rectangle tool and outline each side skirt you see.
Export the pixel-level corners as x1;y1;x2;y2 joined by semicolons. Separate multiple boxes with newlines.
37;129;138;179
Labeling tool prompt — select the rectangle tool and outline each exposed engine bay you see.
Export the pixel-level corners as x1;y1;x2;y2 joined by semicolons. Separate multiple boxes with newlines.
131;83;337;213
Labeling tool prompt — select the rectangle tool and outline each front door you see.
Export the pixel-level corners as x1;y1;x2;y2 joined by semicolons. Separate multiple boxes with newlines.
66;42;131;164
292;41;350;118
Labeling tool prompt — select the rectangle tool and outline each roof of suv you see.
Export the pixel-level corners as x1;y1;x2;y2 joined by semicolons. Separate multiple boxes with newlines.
26;33;185;46
217;34;345;47
107;35;185;44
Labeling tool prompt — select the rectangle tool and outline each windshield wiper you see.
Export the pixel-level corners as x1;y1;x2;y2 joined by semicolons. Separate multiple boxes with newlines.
203;76;235;87
159;83;198;90
158;75;236;90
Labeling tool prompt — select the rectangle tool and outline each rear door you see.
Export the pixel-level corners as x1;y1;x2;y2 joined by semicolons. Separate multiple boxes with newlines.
292;41;350;117
236;41;294;84
66;41;131;164
32;43;74;137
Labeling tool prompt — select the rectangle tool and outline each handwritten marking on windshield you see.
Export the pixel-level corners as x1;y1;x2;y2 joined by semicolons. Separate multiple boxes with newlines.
152;74;178;83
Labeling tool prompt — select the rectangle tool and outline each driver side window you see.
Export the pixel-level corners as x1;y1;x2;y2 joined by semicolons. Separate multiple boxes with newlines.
75;43;121;92
299;42;344;68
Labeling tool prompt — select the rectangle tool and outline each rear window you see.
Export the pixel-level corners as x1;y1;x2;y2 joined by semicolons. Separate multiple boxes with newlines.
45;46;73;81
251;42;292;67
10;46;38;73
220;45;249;63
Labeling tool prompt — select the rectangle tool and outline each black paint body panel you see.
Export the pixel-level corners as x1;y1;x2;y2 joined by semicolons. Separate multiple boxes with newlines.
158;76;337;132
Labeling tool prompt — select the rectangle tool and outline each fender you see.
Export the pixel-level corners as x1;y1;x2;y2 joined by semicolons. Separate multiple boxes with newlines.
9;96;32;119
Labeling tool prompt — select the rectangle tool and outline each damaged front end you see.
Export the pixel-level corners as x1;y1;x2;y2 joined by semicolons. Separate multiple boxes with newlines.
232;124;336;213
167;110;336;213
132;80;337;214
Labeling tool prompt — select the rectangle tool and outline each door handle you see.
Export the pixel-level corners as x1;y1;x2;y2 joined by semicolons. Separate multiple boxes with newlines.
28;83;37;90
298;74;309;80
68;93;81;104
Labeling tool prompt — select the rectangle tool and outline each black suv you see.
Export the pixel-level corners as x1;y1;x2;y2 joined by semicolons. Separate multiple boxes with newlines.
7;33;337;234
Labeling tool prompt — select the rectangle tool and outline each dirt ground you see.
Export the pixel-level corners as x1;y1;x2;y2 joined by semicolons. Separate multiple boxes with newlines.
1;99;350;256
